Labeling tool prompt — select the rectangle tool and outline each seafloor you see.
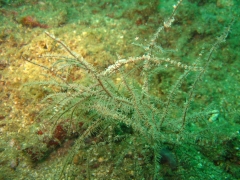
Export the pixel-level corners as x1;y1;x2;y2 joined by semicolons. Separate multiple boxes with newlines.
0;0;239;179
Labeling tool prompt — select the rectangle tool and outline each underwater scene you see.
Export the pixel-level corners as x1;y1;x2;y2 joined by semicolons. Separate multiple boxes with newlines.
0;0;239;179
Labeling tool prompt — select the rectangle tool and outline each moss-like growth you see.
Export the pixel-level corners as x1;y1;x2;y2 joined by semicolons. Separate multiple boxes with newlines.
0;0;239;179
